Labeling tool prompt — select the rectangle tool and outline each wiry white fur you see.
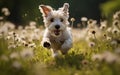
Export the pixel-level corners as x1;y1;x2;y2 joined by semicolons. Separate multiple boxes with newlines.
39;3;72;57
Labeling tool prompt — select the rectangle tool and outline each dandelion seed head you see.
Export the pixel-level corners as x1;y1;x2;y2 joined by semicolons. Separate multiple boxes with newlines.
20;36;25;40
87;19;97;29
106;36;112;41
70;18;75;22
100;21;107;30
88;29;96;35
1;7;10;16
18;26;23;30
29;21;36;26
21;40;27;45
113;20;119;25
88;19;93;24
112;27;120;34
20;48;34;58
30;25;36;30
100;26;106;30
2;8;9;13
81;17;88;21
88;42;95;47
6;36;11;40
12;61;21;69
15;37;21;42
113;11;120;19
88;19;97;25
21;30;27;34
106;27;112;33
81;59;89;65
28;43;36;48
8;31;14;36
10;52;19;59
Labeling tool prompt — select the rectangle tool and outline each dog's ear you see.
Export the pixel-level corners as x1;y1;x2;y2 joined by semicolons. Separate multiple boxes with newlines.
39;5;53;17
62;3;69;15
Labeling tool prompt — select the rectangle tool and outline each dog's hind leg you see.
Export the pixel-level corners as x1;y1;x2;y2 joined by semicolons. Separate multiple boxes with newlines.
60;38;72;55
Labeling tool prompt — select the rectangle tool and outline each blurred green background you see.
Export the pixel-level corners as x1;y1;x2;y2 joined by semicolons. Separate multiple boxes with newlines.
0;0;120;26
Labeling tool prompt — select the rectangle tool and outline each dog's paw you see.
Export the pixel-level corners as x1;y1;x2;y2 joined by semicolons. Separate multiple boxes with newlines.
43;42;51;48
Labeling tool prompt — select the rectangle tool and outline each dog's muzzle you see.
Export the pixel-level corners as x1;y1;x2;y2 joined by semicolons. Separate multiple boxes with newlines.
54;30;60;35
54;25;61;36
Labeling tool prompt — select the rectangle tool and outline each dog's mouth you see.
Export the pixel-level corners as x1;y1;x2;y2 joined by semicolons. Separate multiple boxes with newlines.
54;30;61;36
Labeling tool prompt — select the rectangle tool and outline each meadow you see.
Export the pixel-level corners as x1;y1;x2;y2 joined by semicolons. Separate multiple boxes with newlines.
0;8;120;75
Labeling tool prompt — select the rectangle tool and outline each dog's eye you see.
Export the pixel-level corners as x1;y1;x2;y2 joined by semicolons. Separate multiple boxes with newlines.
60;18;64;22
50;18;54;22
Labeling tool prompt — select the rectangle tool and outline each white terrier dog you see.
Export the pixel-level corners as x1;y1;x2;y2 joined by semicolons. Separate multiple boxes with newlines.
39;3;73;57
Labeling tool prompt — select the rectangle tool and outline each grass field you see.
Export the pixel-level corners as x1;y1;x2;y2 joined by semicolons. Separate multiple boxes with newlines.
0;11;120;75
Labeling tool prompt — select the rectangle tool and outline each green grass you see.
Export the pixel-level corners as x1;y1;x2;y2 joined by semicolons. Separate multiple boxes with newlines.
0;36;120;75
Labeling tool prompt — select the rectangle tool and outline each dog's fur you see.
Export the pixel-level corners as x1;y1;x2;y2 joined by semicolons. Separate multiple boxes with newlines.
39;3;72;57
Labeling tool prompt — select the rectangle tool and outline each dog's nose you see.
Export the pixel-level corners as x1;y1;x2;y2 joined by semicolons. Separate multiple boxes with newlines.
55;25;60;29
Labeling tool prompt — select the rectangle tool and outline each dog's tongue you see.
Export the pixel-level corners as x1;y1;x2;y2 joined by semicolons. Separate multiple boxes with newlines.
54;30;60;35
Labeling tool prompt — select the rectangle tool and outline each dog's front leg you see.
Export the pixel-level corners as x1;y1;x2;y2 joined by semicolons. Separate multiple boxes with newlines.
61;38;73;55
41;38;51;49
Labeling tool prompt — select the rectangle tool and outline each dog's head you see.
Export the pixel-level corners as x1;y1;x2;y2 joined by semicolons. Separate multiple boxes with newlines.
39;3;69;37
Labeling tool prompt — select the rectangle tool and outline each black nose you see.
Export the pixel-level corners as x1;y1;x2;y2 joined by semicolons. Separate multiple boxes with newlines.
55;25;60;29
